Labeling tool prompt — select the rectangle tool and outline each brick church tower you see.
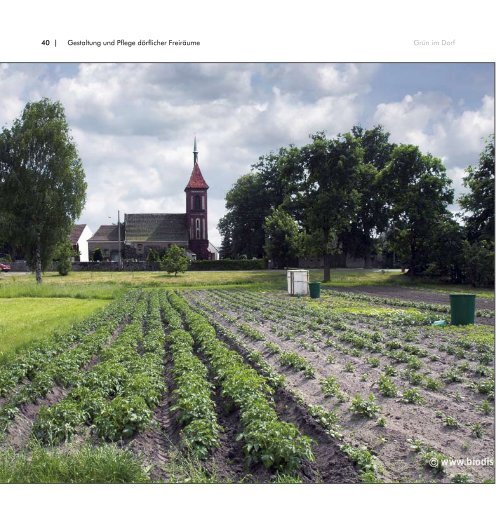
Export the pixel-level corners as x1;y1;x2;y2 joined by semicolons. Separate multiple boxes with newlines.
185;138;210;259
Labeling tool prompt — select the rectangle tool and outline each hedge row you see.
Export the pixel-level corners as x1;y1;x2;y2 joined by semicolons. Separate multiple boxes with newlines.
188;259;266;271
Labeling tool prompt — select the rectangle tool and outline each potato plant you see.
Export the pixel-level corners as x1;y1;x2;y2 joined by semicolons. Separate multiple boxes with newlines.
32;292;167;444
168;328;221;459
168;292;314;473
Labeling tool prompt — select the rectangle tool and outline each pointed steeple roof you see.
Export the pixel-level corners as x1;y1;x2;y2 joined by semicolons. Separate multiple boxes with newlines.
185;138;209;190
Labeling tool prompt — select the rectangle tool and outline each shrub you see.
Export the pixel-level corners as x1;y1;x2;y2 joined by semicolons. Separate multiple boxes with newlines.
92;247;103;262
160;245;190;276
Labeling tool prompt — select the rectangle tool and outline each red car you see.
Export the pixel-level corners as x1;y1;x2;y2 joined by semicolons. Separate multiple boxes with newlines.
0;263;11;272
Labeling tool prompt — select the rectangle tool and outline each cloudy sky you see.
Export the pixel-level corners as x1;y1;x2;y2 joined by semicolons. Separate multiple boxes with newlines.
0;63;494;246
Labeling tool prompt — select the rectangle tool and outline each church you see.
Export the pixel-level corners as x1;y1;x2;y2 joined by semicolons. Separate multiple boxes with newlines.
88;140;217;261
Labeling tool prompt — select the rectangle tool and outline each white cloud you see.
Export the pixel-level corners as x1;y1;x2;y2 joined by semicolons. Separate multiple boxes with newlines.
373;91;493;204
373;92;493;165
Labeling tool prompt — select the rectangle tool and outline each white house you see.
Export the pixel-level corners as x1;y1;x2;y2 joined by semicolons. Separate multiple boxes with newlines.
70;224;93;262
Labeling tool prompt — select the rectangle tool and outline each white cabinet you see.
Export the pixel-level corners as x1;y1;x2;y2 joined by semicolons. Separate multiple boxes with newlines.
287;269;309;296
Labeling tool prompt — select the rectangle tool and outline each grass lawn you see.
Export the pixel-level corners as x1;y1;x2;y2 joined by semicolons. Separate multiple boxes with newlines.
1;268;493;297
0;270;288;298
0;297;109;360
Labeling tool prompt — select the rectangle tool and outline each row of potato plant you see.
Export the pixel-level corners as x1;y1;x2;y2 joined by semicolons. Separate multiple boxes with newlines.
203;291;490;402
190;291;491;437
0;292;141;431
0;290;141;398
195;292;434;387
191;295;317;380
168;291;314;473
203;291;493;440
161;287;221;459
194;291;493;476
32;292;166;444
186;294;382;482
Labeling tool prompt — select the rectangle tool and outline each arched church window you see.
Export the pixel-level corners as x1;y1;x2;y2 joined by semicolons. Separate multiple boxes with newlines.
195;218;201;239
193;194;202;210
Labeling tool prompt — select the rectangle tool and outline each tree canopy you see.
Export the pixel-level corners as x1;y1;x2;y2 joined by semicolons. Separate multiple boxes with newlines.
218;125;493;286
459;135;495;244
264;208;300;268
380;144;454;274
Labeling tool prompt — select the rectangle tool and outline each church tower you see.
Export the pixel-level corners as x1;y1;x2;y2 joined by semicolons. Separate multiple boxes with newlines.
185;138;210;259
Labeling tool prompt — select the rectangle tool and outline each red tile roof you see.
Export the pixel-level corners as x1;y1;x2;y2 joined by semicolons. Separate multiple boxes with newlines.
185;162;209;190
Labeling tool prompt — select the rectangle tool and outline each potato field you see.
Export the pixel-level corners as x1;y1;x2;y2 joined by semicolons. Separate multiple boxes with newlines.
0;287;494;483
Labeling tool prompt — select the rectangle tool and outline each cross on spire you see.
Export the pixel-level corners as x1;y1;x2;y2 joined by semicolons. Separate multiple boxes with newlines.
193;136;198;165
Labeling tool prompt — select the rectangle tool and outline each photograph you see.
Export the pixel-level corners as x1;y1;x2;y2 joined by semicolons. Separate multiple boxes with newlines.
0;62;494;485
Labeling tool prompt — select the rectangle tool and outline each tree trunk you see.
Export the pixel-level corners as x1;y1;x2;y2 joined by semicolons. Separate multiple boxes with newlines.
323;251;331;282
35;232;42;284
364;254;372;269
408;236;417;276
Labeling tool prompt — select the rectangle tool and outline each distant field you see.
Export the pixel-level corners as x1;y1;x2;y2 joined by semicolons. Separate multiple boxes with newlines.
0;269;493;297
0;297;109;360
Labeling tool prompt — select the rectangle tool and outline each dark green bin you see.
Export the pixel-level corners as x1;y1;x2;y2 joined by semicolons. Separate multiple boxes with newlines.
309;282;321;299
449;294;476;325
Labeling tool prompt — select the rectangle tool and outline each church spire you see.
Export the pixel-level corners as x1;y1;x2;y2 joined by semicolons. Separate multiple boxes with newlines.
185;138;209;190
193;136;198;165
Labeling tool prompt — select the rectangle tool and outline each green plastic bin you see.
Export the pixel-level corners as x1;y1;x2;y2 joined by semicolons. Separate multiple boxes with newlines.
449;294;476;325
309;282;321;299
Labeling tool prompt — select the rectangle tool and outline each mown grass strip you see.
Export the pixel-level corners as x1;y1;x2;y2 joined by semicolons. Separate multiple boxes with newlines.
0;445;150;483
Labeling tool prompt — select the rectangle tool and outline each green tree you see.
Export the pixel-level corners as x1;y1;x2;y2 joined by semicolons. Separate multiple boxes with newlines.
300;132;363;281
424;216;465;283
461;240;494;287
217;145;303;259
53;240;76;276
264;208;300;268
217;173;270;259
459;135;494;244
340;126;395;267
161;245;190;276
0;98;86;284
380;145;454;275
